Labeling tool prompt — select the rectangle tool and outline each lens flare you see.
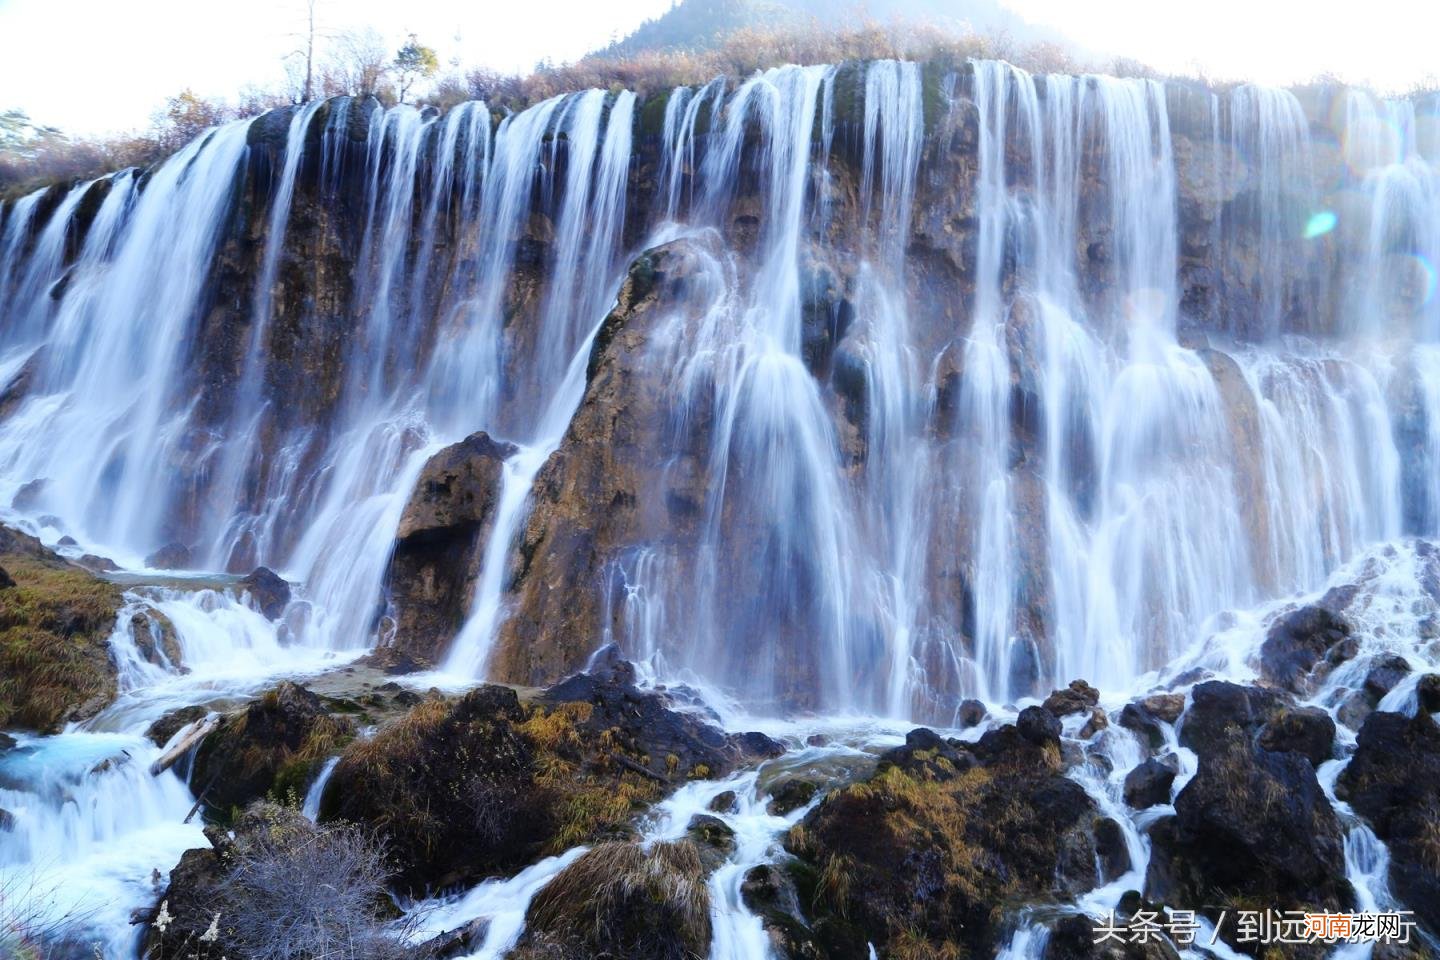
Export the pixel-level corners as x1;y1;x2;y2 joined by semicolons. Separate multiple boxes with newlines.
1415;254;1438;305
1303;210;1337;238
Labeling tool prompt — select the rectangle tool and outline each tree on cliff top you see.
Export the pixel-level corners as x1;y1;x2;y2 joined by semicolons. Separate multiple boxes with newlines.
393;34;439;104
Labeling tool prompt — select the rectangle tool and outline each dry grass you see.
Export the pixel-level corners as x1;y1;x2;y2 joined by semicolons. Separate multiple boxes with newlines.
518;841;711;960
0;552;120;731
427;18;1104;114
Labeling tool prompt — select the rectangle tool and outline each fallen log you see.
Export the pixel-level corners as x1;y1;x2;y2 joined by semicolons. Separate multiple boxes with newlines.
148;714;219;776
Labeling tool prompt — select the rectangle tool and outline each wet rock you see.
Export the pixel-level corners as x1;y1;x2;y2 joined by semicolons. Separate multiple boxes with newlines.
1418;673;1440;713
1147;733;1350;924
883;726;978;780
383;431;515;665
1177;680;1288;758
192;681;354;815
144;704;209;747
1260;603;1355;694
1094;816;1132;882
325;661;764;893
956;697;987;728
1123;755;1178;809
144;541;192;570
1118;694;1183;751
766;777;819;816
1337;689;1374;731
785;716;1097;958
1362;654;1411;701
686;813;736;869
239;566;291;620
1257;705;1336;767
0;524;121;731
1337;710;1440;934
0;807;13;832
55;535;77;547
708;789;738;814
1043;678;1101;717
74;553;118;573
490;242;718;690
11;478;46;510
1079;707;1109;739
511;841;711;960
1018;704;1063;745
129;610;182;669
740;863;820;959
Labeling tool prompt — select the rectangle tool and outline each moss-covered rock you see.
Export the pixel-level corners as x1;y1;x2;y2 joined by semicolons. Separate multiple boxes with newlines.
783;719;1100;959
322;657;777;894
0;524;121;731
512;840;712;960
1337;710;1440;936
191;681;355;817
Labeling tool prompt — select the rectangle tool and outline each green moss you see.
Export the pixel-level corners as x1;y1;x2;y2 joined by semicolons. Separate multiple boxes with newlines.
0;552;121;731
636;88;674;139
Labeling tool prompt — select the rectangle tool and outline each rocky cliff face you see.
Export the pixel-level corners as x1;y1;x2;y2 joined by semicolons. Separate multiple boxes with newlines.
3;60;1439;712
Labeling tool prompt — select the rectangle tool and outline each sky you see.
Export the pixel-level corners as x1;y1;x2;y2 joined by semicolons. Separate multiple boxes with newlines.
1;0;1438;139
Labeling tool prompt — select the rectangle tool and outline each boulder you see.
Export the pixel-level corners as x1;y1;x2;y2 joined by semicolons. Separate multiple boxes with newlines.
1418;673;1440;713
784;718;1100;958
1118;693;1184;751
1337;710;1440;934
1043;679;1101;718
511;841;711;960
129;610;182;669
1257;705;1335;767
0;565;13;589
0;524;121;731
144;541;192;570
708;789;738;814
740;862;822;959
1093;816;1132;882
1177;681;1288;758
74;554;118;573
1079;708;1109;739
1362;654;1411;701
1148;733;1350;927
1123;755;1178;809
956;697;987;728
144;704;209;747
323;660;772;893
1259;603;1355;694
685;813;736;869
238;566;291;620
382;431;515;665
766;777;819;816
1018;704;1063;746
191;681;354;816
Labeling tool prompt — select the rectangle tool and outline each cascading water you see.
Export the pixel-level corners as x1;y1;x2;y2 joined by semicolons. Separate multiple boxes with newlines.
3;51;1440;959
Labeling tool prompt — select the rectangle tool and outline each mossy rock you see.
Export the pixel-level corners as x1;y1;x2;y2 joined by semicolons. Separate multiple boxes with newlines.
192;681;355;817
0;525;122;731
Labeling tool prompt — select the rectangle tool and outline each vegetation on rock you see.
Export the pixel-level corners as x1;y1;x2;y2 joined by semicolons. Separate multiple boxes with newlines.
0;525;120;731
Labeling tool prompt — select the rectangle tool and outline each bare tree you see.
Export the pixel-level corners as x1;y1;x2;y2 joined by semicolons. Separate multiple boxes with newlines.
322;27;391;99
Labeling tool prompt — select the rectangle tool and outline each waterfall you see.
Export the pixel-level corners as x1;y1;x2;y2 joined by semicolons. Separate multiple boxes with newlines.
4;52;1440;958
0;59;1437;711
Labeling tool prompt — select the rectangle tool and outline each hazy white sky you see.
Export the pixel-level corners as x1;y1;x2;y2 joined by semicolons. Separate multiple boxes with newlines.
1;0;1437;138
